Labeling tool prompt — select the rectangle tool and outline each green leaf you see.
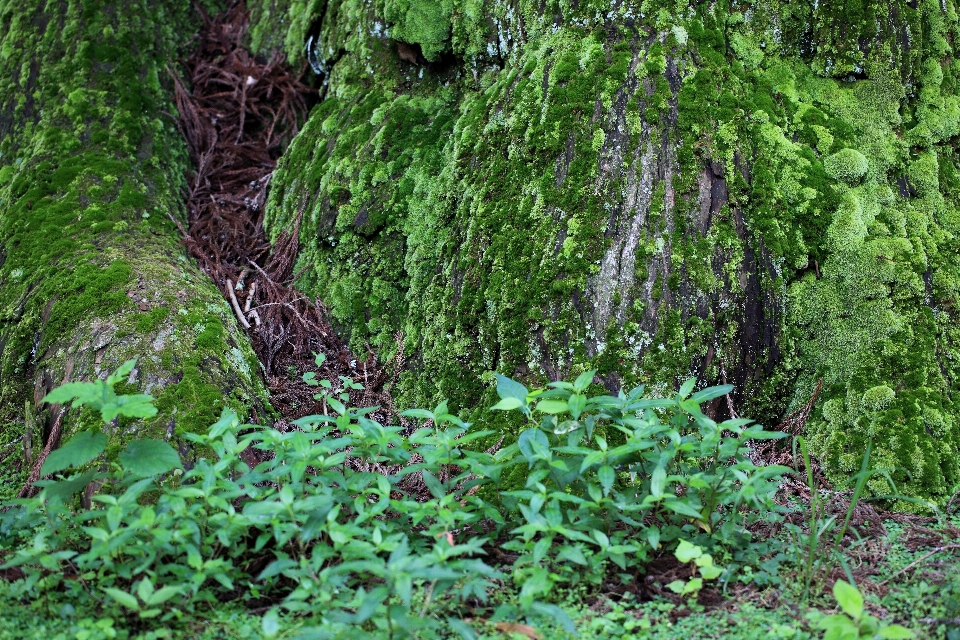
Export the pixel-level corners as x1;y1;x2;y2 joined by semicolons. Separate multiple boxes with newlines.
106;359;138;386
209;408;239;438
682;577;703;595
262;608;281;638
136;578;154;603
41;469;99;502
699;564;723;580
40;432;107;476
833;579;864;620
495;374;528;403
646;526;661;550
651;465;666;498
517;429;550;463
101;394;158;421
490;397;523;411
815;614;854;634
421;470;446;499
573;369;597;392
597;465;615;494
678;378;696;398
663;499;706;519
42;382;102;407
666;580;686;594
400;408;435;419
536;399;569;414
674;539;702;563
876;625;916;639
104;588;140;610
146;586;182;606
690;385;733;403
118;440;182;477
446;618;478;640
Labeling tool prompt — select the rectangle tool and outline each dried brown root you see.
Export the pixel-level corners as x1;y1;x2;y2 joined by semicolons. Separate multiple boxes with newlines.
171;2;396;423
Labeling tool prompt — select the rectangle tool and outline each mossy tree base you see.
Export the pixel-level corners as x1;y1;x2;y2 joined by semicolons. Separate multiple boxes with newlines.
255;0;960;505
0;0;272;467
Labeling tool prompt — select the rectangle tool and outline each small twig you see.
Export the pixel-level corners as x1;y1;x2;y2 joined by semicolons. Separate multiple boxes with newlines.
246;296;311;310
166;210;190;237
248;259;275;283
248;309;262;326
244;281;257;312
236;267;250;291
877;544;960;586
226;279;251;329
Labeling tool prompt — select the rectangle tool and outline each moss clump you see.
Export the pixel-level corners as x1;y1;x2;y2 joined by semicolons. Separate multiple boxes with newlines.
824;148;869;186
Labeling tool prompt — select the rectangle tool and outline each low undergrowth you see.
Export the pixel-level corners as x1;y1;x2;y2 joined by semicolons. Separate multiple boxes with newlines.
0;360;957;638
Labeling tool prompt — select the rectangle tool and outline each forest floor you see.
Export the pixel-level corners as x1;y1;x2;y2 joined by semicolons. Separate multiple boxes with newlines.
1;4;958;640
0;511;957;639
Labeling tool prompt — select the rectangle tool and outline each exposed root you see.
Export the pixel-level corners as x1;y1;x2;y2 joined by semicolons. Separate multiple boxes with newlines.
17;408;65;498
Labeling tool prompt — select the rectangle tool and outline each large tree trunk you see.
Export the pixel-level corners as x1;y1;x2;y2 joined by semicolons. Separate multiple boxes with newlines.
0;0;271;476
254;0;960;505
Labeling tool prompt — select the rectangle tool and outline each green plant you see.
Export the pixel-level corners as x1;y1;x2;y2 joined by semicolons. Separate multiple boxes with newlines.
809;580;914;639
666;539;724;601
786;437;916;601
490;372;790;602
1;363;790;637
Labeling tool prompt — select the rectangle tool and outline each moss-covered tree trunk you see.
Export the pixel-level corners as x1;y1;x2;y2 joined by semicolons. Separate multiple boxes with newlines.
0;0;270;479
252;0;960;505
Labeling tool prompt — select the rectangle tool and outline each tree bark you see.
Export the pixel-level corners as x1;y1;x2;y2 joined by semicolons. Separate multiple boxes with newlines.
0;0;271;476
256;0;960;504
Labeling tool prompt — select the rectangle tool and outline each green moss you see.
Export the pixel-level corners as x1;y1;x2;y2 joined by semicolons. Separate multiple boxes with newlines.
824;148;869;186
134;306;171;334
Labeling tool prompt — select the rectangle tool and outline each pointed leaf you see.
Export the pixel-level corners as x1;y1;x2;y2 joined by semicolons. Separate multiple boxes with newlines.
40;432;106;476
146;586;182;606
573;369;597;392
536;399;569;414
103;588;140;610
490;397;523;411
495;374;528;402
833;580;864;619
136;577;154;603
690;385;733;403
106;359;138;386
119;440;182;477
597;465;615;494
447;618;479;640
651;465;666;498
